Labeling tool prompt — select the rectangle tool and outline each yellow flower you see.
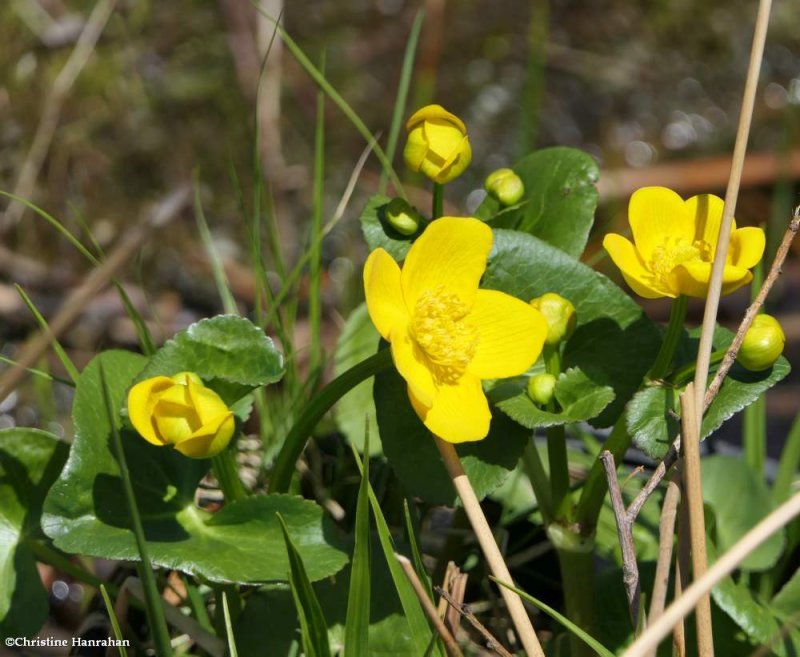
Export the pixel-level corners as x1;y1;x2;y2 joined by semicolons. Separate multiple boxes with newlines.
403;104;472;184
128;372;235;458
603;187;765;299
364;217;548;443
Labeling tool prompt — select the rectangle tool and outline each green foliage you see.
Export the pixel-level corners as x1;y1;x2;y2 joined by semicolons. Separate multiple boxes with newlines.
374;366;528;505
42;351;347;584
334;304;382;455
0;428;68;637
137;315;285;405
490;367;615;429
483;229;660;427
359;194;423;261
628;327;791;459
476;147;600;258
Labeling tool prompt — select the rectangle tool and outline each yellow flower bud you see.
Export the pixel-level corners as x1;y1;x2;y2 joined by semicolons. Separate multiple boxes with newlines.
529;293;577;346
127;372;235;459
527;373;557;406
737;314;785;371
485;168;524;206
385;197;422;236
403;104;472;184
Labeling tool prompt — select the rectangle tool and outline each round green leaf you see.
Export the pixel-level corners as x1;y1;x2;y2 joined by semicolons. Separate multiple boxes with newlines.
476;147;599;258
483;229;660;428
42;350;347;584
0;428;68;637
374;366;528;505
138;315;284;404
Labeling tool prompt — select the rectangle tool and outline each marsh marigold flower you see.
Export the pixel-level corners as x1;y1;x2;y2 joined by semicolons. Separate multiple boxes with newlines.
403;105;472;184
737;314;785;371
128;372;235;458
364;217;547;443
603;187;765;299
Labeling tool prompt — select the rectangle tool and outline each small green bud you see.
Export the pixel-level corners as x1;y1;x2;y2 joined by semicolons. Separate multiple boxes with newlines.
527;373;557;406
484;168;524;206
385;197;422;236
737;314;785;371
529;293;577;345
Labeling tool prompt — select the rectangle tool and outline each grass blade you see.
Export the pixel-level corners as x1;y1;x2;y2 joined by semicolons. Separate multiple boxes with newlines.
774;412;800;505
344;429;371;657
222;591;239;657
100;584;129;657
278;513;331;657
309;53;326;374
491;577;616;657
0;353;73;387
403;499;434;600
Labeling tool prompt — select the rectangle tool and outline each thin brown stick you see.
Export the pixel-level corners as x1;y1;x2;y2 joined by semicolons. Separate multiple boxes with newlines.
600;450;641;630
680;384;714;657
622;492;800;657
435;437;546;657
395;554;464;657
1;0;117;233
435;586;514;657
673;498;691;657
0;186;191;403
645;472;681;657
627;207;799;521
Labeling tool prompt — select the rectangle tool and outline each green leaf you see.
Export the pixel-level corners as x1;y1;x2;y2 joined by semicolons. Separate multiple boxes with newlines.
359;194;423;261
628;326;791;459
476;147;599;258
483;229;660;428
137;315;284;405
375;366;528;505
772;567;800;618
0;428;68;637
344;444;371;657
42;351;347;584
703;455;784;571
491;367;615;429
280;514;332;657
334;304;382;455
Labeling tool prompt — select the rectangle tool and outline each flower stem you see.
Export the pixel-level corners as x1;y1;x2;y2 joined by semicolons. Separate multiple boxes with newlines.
648;295;689;380
435;437;546;657
432;182;444;219
212;448;247;503
269;348;394;493
522;441;553;525
543;345;571;518
670;349;726;387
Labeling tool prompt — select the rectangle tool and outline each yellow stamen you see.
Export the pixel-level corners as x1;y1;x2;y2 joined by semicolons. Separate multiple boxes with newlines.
648;238;711;289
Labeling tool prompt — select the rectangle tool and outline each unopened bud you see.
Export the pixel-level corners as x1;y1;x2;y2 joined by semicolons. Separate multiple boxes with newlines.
484;168;524;206
529;293;577;345
737;314;785;371
527;373;557;406
385;198;422;236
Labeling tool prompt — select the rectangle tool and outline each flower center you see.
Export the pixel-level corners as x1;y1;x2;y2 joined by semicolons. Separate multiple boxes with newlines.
410;286;479;383
648;238;711;287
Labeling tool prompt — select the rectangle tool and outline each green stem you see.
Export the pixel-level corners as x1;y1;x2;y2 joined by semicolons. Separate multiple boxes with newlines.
548;426;570;519
648;295;689;380
309;52;325;374
670;349;725;386
575;420;631;533
269;348;394;493
26;539;115;594
432;182;444;219
212;448;247;503
522;441;553;525
99;365;173;657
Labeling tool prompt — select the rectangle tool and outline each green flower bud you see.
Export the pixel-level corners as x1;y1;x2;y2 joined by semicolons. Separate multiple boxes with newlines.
737;314;785;371
385;197;423;236
529;293;577;345
484;168;524;206
527;373;557;406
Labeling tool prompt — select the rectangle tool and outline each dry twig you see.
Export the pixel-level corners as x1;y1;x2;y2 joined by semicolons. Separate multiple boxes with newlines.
435;586;514;657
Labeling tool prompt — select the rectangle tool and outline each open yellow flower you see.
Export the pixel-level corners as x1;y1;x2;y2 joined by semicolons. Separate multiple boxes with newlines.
603;187;765;299
403;104;472;184
128;372;235;458
364;217;548;443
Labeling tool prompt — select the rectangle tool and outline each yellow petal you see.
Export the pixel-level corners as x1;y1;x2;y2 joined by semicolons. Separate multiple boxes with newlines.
364;248;408;340
390;323;436;407
729;226;765;270
423;374;491;443
406;104;466;133
685;193;731;246
401;217;492;309
187;380;231;426
671;261;751;298
176;412;235;459
403;125;428;172
603;233;670;299
424;120;466;162
154;384;200;444
127;376;174;446
467;289;548;379
629;187;694;260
